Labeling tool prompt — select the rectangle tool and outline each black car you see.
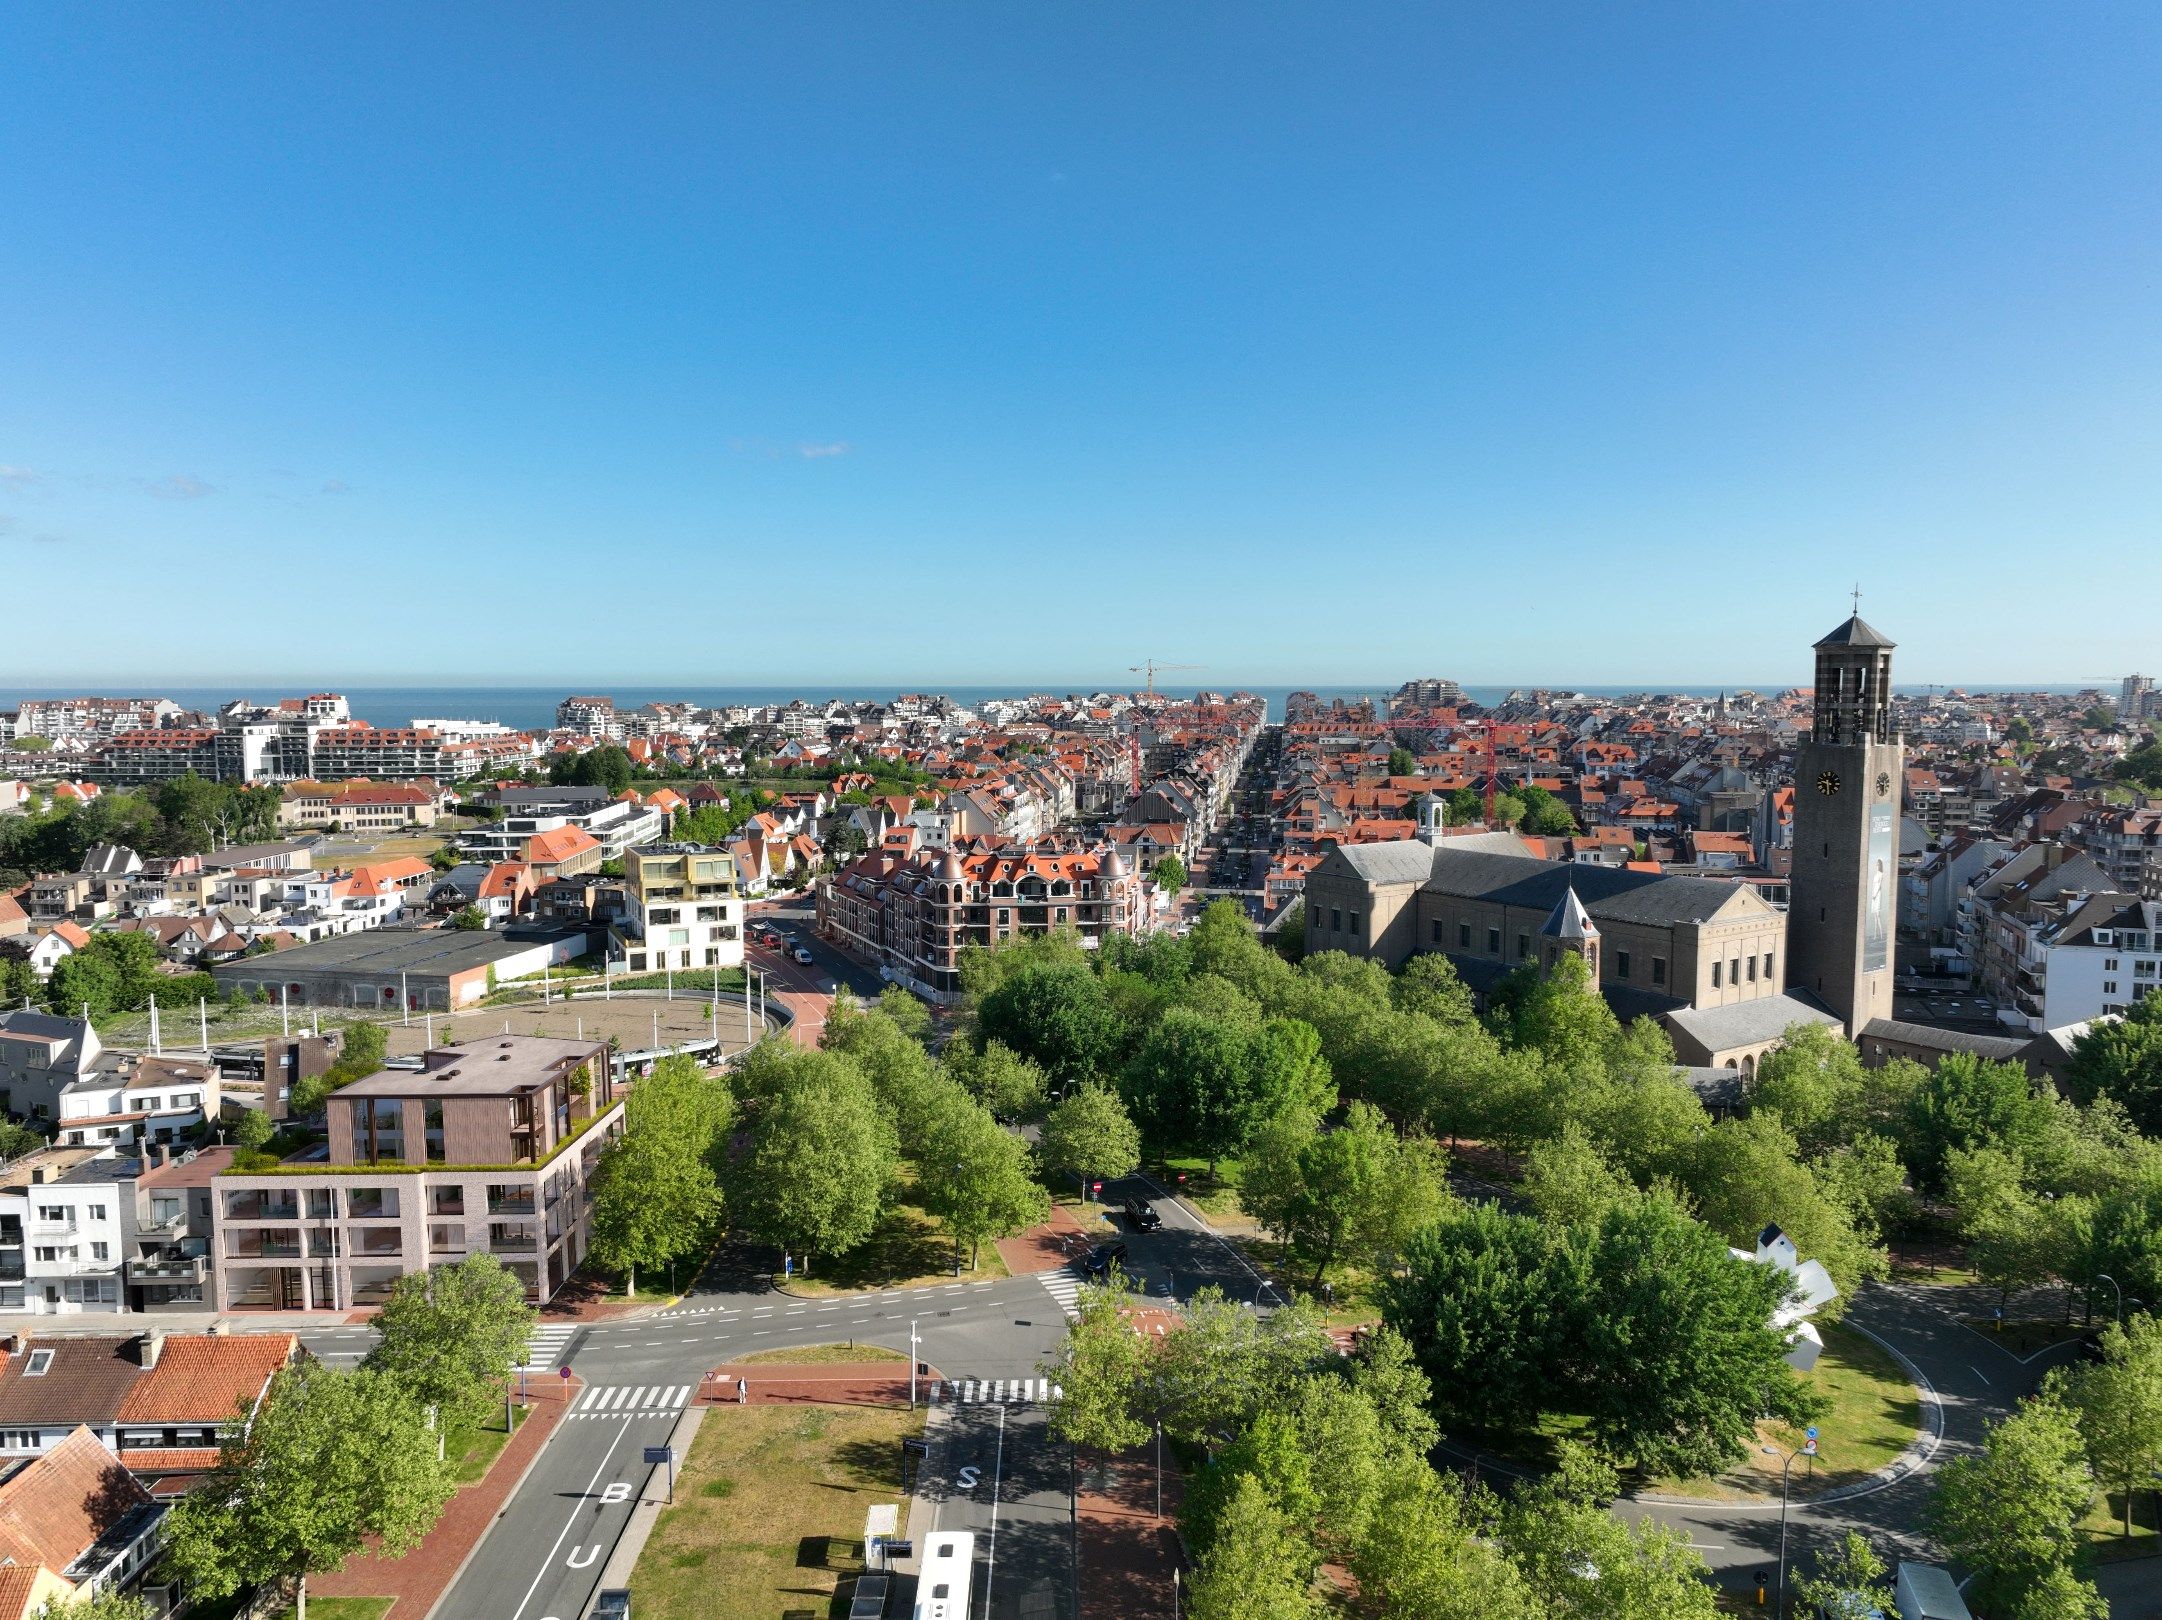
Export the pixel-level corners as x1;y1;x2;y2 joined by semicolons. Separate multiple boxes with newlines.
1080;1240;1129;1279
1123;1195;1163;1232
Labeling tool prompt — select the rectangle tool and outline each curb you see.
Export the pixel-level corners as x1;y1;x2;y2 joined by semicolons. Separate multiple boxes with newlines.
1629;1317;1945;1512
422;1379;579;1620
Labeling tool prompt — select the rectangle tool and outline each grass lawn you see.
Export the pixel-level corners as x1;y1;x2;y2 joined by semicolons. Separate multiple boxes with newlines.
1158;1156;1247;1221
273;1599;394;1620
737;1344;907;1367
630;1403;924;1620
779;1202;1011;1295
444;1402;530;1486
1956;1315;2091;1357
2079;1485;2162;1563
1653;1322;1923;1500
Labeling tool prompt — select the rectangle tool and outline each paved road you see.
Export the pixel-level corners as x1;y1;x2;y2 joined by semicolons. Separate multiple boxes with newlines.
1612;1280;2088;1600
911;1404;1074;1620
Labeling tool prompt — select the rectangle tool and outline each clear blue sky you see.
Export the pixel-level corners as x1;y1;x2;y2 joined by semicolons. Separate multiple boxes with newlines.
3;5;2157;690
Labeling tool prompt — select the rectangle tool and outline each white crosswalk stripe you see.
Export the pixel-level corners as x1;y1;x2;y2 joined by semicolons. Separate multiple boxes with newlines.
943;1377;1061;1406
1038;1267;1084;1319
516;1323;579;1371
565;1384;693;1420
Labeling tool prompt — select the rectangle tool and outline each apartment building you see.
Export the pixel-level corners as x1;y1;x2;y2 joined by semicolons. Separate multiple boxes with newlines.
461;787;664;864
0;1012;109;1128
618;844;743;974
2038;896;2162;1026
310;725;458;781
0;1151;139;1315
820;840;1142;1001
210;1036;619;1310
277;779;448;832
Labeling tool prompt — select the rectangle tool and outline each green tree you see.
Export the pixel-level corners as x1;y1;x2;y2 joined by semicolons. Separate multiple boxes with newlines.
1186;1473;1324;1620
588;1055;729;1292
1393;952;1477;1027
161;1362;454;1620
2066;989;2162;1136
1520;1127;1636;1229
1573;1193;1818;1477
1499;1456;1721;1619
1121;1007;1271;1170
948;1039;1049;1122
1675;1111;1886;1299
734;1061;895;1269
1907;1050;2055;1192
555;744;634;795
976;961;1123;1091
450;904;488;931
1386;746;1418;778
1242;1102;1452;1285
2061;1311;2162;1538
1385;1204;1572;1437
1352;1455;1540;1620
46;947;121;1021
2005;1564;2110;1620
1794;1530;1895;1620
1151;1289;1336;1449
41;1592;156;1620
1036;1083;1142;1193
0;954;39;1008
230;1108;274;1151
1043;1280;1151;1452
1513;783;1579;836
365;1254;536;1430
1150;853;1187;894
1930;1390;2098;1612
915;1087;1049;1269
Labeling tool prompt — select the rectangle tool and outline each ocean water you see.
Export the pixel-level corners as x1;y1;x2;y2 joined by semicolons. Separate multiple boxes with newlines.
0;680;2094;732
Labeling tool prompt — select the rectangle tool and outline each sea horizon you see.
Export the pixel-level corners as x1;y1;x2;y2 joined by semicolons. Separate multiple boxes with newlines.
0;679;2115;734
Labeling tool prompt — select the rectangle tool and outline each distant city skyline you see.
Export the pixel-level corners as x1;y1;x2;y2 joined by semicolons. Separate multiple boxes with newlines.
5;6;2159;682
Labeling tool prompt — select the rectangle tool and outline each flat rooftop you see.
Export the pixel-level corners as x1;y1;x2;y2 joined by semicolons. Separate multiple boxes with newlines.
211;927;582;979
338;1034;608;1099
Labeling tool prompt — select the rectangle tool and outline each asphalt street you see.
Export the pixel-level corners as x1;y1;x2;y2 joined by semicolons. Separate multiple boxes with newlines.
910;1404;1074;1620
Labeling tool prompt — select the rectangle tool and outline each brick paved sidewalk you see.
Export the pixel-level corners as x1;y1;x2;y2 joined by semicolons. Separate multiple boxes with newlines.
310;1375;578;1615
1077;1440;1186;1620
995;1203;1095;1276
700;1361;928;1408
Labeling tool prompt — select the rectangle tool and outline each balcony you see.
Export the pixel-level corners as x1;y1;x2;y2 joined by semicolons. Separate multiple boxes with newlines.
126;1254;207;1286
487;1193;536;1217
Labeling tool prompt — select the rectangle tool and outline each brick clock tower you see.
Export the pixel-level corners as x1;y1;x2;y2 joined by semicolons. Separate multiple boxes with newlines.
1788;612;1904;1034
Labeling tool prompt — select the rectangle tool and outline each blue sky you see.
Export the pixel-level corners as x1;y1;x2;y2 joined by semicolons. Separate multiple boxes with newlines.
2;4;2157;690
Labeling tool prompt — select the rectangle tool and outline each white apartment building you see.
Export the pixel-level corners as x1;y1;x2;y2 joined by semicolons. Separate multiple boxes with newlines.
2042;896;2162;1027
56;1057;218;1150
618;844;743;973
462;789;664;864
0;1152;141;1315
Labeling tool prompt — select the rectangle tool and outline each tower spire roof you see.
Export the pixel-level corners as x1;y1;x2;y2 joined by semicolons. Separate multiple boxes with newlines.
1541;886;1597;941
1814;614;1896;650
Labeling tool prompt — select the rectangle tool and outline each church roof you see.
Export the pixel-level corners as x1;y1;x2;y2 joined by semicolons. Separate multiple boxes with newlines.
1814;614;1896;650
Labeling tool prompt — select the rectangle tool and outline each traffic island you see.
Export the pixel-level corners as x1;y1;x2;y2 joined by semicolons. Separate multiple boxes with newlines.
626;1384;926;1618
702;1344;924;1409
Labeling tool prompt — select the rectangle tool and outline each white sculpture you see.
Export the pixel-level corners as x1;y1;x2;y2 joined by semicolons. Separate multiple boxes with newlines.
1731;1223;1840;1372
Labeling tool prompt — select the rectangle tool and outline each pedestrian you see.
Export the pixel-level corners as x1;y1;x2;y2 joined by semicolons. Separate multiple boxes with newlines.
737;1376;748;1406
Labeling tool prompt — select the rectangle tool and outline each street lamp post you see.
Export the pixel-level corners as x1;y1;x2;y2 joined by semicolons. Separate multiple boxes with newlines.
909;1317;920;1409
1762;1444;1799;1616
2099;1271;2125;1325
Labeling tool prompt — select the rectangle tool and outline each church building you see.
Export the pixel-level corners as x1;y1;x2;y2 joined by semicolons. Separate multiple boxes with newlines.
1302;614;1901;1071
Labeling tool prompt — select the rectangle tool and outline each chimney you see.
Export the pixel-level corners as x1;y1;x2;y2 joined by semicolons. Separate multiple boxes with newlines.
137;1330;165;1369
0;1334;21;1355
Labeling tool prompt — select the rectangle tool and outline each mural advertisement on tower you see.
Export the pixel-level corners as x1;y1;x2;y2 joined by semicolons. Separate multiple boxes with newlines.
1863;797;1894;973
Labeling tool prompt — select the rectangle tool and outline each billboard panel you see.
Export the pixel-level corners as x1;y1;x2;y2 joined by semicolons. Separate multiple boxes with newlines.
1863;797;1895;973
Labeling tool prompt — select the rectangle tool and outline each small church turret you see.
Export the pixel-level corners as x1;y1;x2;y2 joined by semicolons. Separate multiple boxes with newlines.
1540;885;1599;979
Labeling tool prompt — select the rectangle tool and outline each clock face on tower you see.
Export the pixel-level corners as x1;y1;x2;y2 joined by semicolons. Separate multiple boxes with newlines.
1816;770;1842;796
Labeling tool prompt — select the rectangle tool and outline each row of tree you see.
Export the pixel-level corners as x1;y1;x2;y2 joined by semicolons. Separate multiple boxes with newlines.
0;772;283;888
163;1254;536;1619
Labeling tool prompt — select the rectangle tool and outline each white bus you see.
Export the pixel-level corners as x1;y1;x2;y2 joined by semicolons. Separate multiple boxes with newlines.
912;1530;976;1620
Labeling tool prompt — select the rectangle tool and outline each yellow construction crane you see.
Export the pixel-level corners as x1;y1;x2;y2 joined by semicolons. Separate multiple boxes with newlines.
1129;659;1201;702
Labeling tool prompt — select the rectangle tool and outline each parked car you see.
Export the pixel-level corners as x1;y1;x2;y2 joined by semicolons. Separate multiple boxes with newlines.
1080;1240;1129;1279
1123;1195;1162;1232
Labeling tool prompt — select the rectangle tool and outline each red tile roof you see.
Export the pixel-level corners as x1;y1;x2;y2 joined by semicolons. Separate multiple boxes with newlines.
116;1333;295;1425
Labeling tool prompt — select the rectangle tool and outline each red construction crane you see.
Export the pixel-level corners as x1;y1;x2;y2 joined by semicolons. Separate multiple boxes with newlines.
1483;720;1500;825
